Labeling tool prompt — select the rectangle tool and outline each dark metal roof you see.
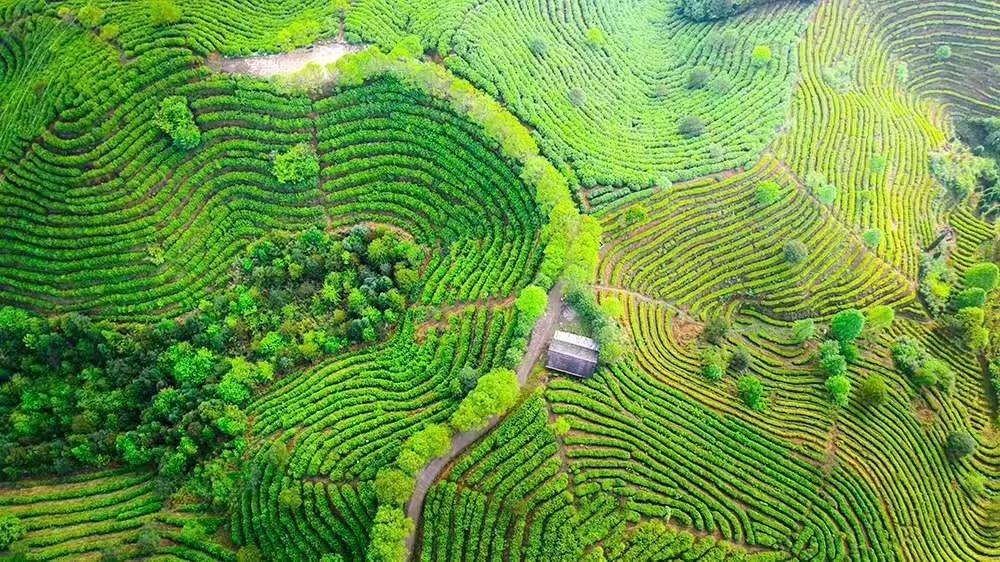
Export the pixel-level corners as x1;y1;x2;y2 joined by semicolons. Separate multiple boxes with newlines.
547;331;599;378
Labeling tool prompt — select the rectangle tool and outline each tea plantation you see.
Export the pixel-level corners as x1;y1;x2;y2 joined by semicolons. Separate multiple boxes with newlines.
0;0;998;561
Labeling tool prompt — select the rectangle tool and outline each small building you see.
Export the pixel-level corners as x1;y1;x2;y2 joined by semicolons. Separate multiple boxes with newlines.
546;330;600;378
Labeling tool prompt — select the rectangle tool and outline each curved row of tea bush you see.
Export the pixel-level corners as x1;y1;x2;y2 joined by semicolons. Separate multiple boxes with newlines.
346;0;815;200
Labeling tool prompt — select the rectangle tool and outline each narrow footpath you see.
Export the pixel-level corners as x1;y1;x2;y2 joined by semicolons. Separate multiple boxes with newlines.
404;282;565;554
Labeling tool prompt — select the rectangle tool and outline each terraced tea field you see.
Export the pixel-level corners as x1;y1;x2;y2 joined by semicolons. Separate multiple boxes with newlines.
1;0;998;561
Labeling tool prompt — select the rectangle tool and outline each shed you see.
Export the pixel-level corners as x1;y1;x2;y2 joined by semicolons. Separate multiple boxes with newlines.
546;330;600;378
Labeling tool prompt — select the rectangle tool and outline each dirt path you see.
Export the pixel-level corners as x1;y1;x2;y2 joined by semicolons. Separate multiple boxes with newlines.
404;282;565;556
206;41;361;78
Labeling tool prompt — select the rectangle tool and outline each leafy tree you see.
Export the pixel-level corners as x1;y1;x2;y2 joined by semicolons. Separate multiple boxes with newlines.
864;305;894;337
751;45;773;66
964;262;999;293
77;4;105;28
703;316;729;344
701;347;726;381
155;96;201;150
729;346;752;373
585;27;607;48
830;309;865;342
791;318;815;344
366;506;412;562
858;375;888;406
862;228;883;248
783;240;808;264
687;67;710;89
737;375;766;411
568;88;586;107
709;74;733;94
755;181;782;206
515;285;548;325
946;431;976;459
934;45;952;61
149;0;181;25
826;375;851;407
678;115;705;137
0;513;26;550
450;365;481;399
450;369;519;431
870;154;887;174
274;18;321;51
620;205;649;227
953;287;986;309
273;143;319;186
528;37;547;57
374;468;415;505
805;171;836;205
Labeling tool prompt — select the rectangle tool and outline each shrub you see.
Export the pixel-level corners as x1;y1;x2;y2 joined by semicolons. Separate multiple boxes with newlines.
964;262;999;293
687;67;710;89
678;115;705;137
751;45;773;66
149;0;181;25
934;45;952;61
862;228;883;248
155;96;201;150
755;181;782;206
858;375;888;406
826;375;851;407
273;143;320;186
946;431;976;459
783;240;808;264
737;375;766;411
0;513;26;550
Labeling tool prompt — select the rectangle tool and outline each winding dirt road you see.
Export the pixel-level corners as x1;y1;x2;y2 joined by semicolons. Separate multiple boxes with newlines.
403;282;565;555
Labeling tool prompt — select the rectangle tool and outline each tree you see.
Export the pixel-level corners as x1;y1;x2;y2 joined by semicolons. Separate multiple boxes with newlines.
621;204;649;227
155;96;201;150
568;88;586;107
0;513;26;550
528;37;547;57
934;45;952;61
864;305;894;337
858;375;888;406
367;506;412;562
515;285;548;325
751;45;773;66
703;316;728;344
687;67;710;89
449;365;480;399
273;143;319;186
783;240;808;264
830;309;865;342
709;75;733;94
755;181;782;206
374;468;415;505
820;349;847;378
449;369;519;431
870;154;887;174
729;346;751;373
586;27;607;48
826;375;851;407
678;115;705;137
149;0;181;25
78;4;105;28
946;431;976;459
791;318;815;344
701;347;726;381
964;262;999;293
862;228;882;248
953;287;986;309
737;375;766;411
